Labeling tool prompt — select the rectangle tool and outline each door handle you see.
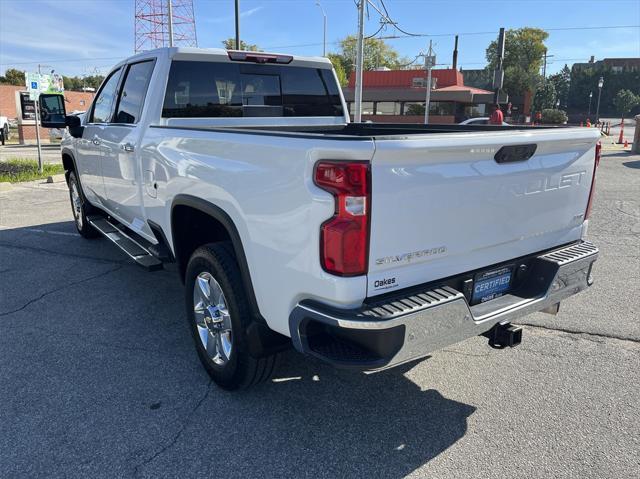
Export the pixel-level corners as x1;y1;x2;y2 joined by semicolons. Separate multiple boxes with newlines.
92;138;100;146
121;143;135;153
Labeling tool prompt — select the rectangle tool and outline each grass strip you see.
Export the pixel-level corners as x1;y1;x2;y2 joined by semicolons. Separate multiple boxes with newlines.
0;158;64;183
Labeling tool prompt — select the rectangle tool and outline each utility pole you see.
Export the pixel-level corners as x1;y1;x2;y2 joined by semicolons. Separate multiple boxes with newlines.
452;35;458;70
542;49;554;78
353;0;365;122
234;0;240;49
167;0;174;47
493;27;505;104
595;76;604;123
424;40;435;124
316;1;327;56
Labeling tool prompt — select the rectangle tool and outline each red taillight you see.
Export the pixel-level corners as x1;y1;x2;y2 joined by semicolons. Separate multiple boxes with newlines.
585;141;601;220
314;161;370;276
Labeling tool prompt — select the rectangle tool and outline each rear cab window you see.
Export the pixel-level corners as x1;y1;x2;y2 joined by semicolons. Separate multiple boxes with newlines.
162;61;343;118
114;60;155;124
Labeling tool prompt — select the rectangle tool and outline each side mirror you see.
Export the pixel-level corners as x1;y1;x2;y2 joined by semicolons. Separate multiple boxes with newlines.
65;115;81;128
65;114;85;139
38;94;67;128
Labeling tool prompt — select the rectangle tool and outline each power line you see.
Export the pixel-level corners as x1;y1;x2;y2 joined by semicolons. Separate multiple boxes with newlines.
263;24;639;50
378;0;423;37
1;24;637;68
370;24;640;41
365;22;387;39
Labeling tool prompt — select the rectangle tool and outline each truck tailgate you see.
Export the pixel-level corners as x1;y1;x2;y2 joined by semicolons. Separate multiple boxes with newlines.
367;127;600;296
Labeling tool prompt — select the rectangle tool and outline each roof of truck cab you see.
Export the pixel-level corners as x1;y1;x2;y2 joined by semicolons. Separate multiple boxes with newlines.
115;47;333;70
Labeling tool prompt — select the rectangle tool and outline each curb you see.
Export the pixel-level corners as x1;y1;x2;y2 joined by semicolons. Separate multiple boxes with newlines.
46;173;66;183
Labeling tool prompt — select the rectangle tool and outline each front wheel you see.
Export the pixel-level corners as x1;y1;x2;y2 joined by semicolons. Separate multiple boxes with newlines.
185;242;277;390
68;171;99;239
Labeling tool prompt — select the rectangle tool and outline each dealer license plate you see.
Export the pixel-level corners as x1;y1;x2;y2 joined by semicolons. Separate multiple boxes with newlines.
472;266;513;304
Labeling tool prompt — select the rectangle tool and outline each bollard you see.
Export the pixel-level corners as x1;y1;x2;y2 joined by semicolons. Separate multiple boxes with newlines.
633;115;640;153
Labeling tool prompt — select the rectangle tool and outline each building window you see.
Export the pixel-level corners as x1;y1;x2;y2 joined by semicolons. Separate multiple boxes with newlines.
412;77;426;88
347;102;374;115
375;102;401;115
403;102;425;116
79;100;85;106
463;104;486;118
611;66;623;73
361;102;374;115
429;102;455;116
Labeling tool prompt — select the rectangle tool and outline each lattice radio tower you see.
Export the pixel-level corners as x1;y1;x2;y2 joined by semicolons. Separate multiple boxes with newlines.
135;0;198;53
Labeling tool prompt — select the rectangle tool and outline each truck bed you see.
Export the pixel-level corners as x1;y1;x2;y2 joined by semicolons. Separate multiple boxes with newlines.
159;121;557;139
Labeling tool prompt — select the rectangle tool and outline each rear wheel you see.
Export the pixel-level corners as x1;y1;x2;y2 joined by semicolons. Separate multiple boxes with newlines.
68;171;99;239
185;242;277;390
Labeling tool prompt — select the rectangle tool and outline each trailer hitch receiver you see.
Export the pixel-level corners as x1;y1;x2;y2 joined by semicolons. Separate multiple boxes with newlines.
484;321;522;349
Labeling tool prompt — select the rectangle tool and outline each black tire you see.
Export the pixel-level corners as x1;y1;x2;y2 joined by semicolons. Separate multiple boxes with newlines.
185;242;277;390
68;170;100;239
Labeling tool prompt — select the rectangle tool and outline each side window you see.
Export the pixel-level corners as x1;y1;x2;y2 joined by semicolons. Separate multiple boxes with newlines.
114;61;155;124
90;68;121;123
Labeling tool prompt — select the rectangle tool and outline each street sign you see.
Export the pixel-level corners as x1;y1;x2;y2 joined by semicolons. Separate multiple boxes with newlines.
425;55;436;68
493;69;504;90
24;71;64;173
25;72;64;100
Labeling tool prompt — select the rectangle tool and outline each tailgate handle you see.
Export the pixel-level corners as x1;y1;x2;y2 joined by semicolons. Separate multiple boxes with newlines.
494;144;537;163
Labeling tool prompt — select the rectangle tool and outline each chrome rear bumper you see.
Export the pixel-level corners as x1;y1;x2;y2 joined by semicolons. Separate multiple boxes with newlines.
289;241;598;369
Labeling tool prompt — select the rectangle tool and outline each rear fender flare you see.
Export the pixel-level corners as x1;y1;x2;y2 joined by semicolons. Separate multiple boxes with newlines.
170;194;263;323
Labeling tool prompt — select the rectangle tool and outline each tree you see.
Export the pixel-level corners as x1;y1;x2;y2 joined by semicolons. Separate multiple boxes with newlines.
83;75;104;90
613;89;640;120
222;38;260;51
532;79;557;112
567;66;640;116
548;65;570;109
0;68;25;86
335;35;404;79
327;53;348;86
405;103;425;116
541;108;567;124
486;28;548;101
62;74;104;91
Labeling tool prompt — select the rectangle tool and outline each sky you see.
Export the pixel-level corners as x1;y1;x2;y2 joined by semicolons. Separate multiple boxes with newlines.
0;0;639;78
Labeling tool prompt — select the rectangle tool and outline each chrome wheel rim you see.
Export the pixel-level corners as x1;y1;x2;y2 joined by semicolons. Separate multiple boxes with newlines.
70;181;83;229
193;272;233;366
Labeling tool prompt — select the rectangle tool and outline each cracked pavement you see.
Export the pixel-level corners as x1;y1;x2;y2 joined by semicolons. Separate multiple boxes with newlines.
0;151;638;478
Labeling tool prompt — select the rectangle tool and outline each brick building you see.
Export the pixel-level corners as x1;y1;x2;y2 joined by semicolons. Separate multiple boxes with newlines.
0;85;94;143
342;68;507;123
572;57;640;73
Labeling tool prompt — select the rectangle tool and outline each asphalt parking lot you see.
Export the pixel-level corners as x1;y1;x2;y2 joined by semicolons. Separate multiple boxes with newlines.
0;150;638;478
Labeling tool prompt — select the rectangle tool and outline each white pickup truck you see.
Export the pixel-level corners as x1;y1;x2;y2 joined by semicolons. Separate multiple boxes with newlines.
39;47;600;390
